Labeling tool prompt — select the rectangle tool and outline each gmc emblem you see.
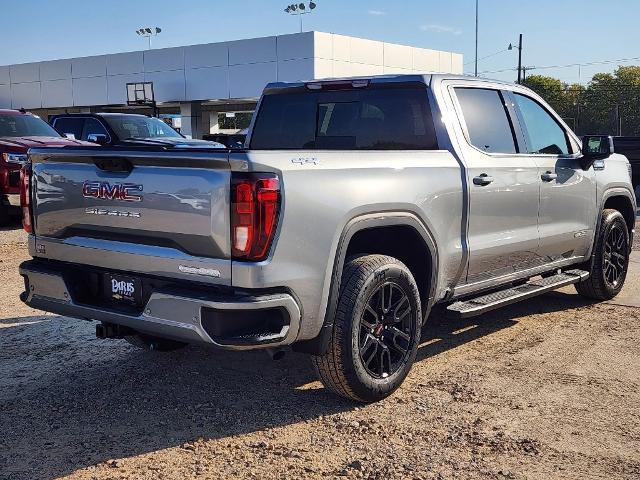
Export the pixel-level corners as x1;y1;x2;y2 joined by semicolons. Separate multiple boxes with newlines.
82;181;143;202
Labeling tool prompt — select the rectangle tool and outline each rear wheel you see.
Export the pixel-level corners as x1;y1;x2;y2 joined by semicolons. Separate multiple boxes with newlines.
124;333;188;352
575;209;630;300
311;255;422;403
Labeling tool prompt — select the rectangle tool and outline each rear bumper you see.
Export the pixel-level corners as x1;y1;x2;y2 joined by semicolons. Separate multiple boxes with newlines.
19;260;301;350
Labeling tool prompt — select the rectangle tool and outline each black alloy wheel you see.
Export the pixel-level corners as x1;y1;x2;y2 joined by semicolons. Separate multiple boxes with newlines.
358;282;415;379
575;208;630;300
603;222;628;288
311;254;422;403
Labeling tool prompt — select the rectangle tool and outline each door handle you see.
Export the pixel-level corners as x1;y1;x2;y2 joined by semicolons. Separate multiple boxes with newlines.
473;173;494;186
541;171;558;182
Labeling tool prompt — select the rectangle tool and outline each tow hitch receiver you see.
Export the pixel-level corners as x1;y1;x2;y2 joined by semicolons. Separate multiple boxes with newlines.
96;322;135;339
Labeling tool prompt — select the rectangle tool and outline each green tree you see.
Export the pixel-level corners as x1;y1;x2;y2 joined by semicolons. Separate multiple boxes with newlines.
584;66;640;136
522;68;640;136
580;72;620;135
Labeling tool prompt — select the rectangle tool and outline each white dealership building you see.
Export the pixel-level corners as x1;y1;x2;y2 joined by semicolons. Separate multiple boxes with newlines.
0;31;463;138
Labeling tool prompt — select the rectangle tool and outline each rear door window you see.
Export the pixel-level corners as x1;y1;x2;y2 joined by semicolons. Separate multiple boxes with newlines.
250;87;437;150
454;88;518;154
52;117;84;140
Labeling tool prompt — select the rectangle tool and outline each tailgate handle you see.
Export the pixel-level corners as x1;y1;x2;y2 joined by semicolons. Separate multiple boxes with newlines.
93;157;133;173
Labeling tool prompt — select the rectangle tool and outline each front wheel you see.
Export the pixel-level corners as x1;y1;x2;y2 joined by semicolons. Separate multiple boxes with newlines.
575;209;630;300
311;255;422;403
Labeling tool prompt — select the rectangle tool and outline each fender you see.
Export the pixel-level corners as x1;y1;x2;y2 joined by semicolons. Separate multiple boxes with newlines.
293;211;439;355
587;187;637;266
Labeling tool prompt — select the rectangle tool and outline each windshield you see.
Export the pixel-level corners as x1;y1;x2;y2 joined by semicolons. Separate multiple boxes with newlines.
0;114;61;138
103;116;182;140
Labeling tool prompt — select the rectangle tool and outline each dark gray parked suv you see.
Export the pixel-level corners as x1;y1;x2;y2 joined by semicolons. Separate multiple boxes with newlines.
50;112;225;148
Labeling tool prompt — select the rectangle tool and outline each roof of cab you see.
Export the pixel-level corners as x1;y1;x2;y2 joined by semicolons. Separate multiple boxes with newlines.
263;73;517;94
51;112;150;118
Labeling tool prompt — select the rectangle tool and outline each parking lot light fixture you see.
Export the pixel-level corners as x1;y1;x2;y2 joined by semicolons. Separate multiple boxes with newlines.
136;26;162;50
284;1;317;33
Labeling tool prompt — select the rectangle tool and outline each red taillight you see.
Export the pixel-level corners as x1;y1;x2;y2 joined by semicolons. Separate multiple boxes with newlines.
19;164;32;233
231;173;280;261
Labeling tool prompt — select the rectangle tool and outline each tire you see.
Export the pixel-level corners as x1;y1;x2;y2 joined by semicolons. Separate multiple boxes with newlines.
311;255;422;403
575;209;630;300
124;333;188;352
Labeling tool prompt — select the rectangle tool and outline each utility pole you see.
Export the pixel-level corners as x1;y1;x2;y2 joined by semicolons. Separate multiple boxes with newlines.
474;0;479;76
521;66;533;82
516;33;523;84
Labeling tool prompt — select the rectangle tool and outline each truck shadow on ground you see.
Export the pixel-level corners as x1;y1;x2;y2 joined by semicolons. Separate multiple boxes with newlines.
0;291;595;480
0;218;21;231
417;290;595;362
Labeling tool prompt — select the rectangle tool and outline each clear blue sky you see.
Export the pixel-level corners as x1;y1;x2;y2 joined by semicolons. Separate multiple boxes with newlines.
2;0;638;84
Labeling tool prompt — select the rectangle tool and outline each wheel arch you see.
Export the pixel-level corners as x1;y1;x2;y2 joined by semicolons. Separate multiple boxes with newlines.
602;190;636;241
586;188;637;270
293;212;439;355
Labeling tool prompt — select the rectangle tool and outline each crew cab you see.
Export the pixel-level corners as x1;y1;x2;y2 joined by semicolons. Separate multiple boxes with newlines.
19;74;636;402
50;112;225;148
0;109;92;225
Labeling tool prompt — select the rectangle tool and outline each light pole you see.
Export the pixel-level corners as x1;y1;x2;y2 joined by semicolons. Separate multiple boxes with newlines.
474;0;479;77
136;27;162;50
508;34;523;83
284;2;317;33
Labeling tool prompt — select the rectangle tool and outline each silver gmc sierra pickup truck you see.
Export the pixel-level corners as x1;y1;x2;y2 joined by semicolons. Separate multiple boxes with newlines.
19;74;636;403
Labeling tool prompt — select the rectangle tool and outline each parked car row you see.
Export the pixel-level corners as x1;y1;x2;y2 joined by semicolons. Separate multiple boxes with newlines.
0;109;96;225
50;113;226;149
0;110;225;225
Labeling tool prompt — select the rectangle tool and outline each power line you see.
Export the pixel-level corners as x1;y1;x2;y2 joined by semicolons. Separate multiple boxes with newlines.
478;55;640;75
525;84;640;91
464;48;509;66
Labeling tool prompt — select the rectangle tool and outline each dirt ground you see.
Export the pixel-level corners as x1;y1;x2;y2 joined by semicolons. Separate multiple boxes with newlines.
1;219;639;480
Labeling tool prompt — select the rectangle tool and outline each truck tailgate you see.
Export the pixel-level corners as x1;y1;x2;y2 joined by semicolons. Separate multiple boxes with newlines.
29;148;232;285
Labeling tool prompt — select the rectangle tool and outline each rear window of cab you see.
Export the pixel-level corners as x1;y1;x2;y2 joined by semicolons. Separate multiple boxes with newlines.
250;87;438;150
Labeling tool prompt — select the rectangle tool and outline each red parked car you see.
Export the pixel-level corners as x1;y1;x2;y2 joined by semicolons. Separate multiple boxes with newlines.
0;109;93;225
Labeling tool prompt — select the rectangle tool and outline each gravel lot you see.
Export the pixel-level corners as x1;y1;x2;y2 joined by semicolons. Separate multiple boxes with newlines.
1;220;639;480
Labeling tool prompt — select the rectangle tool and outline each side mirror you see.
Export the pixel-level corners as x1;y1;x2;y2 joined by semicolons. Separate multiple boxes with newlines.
580;135;614;169
63;132;76;140
87;133;109;146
